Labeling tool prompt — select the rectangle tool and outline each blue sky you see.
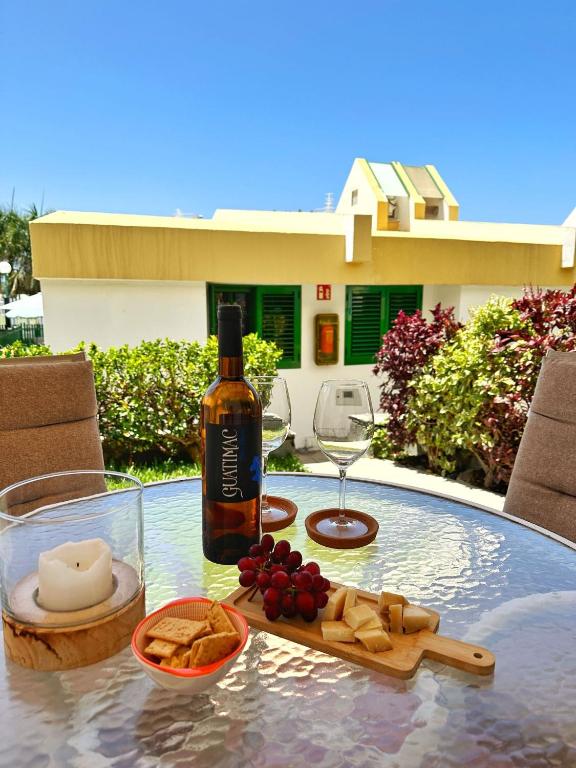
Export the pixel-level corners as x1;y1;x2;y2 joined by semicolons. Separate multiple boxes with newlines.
2;0;575;224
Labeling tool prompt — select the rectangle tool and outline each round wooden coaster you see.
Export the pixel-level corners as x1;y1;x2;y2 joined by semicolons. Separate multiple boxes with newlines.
305;508;379;549
261;496;298;532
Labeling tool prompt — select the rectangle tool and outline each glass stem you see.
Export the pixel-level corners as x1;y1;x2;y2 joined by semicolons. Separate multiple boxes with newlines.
261;453;270;515
338;467;347;521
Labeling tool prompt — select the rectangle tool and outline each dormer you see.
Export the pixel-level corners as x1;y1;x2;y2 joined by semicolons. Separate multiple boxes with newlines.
337;158;459;231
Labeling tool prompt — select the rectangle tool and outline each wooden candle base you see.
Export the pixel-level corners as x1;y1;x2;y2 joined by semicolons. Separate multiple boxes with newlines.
2;587;146;671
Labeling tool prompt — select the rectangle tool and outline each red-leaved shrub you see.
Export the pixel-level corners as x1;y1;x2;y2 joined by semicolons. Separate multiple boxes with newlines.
483;286;576;485
373;304;461;455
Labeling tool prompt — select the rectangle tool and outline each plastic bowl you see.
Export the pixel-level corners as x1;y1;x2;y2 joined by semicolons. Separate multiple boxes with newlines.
131;597;249;693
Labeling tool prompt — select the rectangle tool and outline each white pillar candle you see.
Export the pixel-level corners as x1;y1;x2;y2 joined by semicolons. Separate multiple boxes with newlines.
37;538;114;611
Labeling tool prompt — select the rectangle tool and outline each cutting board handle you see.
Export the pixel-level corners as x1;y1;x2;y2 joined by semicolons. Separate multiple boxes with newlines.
417;630;495;676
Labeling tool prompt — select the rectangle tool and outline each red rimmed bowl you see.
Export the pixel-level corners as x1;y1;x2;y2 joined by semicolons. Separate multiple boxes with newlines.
131;597;249;693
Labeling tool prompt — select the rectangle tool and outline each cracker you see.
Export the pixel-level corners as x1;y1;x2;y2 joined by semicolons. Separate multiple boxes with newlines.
147;617;208;645
207;601;236;635
168;646;191;669
188;632;239;667
144;638;179;659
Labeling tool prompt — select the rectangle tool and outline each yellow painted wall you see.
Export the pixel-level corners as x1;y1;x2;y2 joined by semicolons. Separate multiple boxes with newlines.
30;218;573;286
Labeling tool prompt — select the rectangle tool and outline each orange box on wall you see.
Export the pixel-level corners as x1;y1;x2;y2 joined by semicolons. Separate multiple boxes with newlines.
314;314;339;365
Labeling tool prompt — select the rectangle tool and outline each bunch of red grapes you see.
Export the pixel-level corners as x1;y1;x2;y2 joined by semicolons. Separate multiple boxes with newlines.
237;534;330;622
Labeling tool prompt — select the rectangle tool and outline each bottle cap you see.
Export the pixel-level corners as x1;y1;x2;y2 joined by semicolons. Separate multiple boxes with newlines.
218;303;243;358
218;304;242;322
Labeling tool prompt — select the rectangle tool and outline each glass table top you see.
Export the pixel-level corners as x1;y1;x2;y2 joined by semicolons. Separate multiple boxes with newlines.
1;474;575;768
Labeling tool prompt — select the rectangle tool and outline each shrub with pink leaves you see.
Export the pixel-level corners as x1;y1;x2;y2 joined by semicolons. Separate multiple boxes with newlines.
373;304;461;456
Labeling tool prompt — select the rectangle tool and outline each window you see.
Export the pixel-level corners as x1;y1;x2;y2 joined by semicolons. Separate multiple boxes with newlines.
344;285;423;365
208;284;301;368
351;189;358;206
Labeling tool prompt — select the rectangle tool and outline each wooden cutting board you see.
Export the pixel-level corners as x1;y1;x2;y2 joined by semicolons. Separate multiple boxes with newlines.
222;582;495;680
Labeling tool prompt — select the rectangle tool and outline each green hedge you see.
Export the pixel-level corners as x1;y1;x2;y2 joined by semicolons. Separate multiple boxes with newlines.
1;336;281;463
406;298;528;481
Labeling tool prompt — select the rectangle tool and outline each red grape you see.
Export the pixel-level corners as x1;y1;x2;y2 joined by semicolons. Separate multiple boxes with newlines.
273;540;291;561
256;571;270;589
249;544;263;557
270;570;290;590
237;557;257;573
265;604;282;621
311;574;325;592
281;593;297;618
295;591;315;615
314;591;329;609
292;570;313;591
322;578;331;591
260;533;275;553
270;563;287;574
285;551;303;571
239;569;256;587
303;562;320;576
301;608;318;622
263;587;282;606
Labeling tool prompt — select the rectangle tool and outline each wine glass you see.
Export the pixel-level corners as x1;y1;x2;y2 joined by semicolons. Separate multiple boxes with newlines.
251;376;291;525
313;380;374;538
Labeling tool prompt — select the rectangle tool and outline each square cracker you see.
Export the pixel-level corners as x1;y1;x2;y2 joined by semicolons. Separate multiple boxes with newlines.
168;646;191;669
144;638;179;659
188;632;239;667
207;601;236;635
147;617;208;645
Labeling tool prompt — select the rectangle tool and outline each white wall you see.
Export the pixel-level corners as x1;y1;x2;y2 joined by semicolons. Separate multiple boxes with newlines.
422;285;462;320
336;162;377;218
424;284;568;325
42;279;208;351
282;284;382;449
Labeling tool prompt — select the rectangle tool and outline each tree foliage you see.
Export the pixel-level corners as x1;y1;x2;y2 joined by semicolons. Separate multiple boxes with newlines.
0;204;44;296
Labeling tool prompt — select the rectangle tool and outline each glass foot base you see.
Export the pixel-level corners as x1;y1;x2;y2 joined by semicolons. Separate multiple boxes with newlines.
305;508;378;549
315;516;369;538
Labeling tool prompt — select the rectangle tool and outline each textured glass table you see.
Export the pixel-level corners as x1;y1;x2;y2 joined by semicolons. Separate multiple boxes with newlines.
1;474;576;768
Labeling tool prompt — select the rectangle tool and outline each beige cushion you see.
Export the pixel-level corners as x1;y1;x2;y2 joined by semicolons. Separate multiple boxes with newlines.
504;351;576;542
0;353;105;516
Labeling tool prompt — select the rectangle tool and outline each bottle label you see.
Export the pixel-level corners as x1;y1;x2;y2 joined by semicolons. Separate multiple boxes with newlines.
205;422;261;503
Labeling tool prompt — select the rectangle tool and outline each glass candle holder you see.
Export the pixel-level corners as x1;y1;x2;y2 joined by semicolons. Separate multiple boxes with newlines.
0;471;144;631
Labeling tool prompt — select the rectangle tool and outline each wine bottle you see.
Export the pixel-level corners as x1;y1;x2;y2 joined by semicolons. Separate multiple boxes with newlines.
201;304;262;564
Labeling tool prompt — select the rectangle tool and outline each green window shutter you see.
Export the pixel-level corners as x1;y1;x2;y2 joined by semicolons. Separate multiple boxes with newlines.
207;284;257;336
345;285;423;365
345;286;384;365
255;286;301;369
385;285;423;332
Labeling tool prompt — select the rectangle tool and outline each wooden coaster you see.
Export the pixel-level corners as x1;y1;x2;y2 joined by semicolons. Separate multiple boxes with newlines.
261;496;298;532
305;508;379;549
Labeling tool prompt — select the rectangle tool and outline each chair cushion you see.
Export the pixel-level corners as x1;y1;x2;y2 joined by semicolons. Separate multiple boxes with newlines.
0;354;105;514
504;351;576;542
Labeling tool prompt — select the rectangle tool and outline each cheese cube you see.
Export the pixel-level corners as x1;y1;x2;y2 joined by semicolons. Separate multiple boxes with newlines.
321;621;356;643
355;628;393;652
323;587;348;621
343;603;376;630
402;605;433;634
343;588;357;615
360;616;383;631
389;604;403;634
378;591;408;614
